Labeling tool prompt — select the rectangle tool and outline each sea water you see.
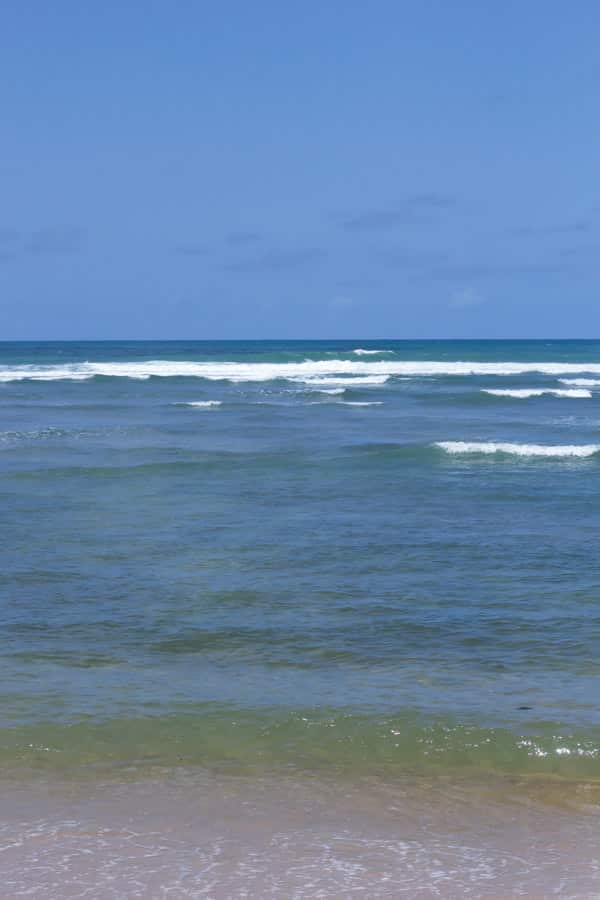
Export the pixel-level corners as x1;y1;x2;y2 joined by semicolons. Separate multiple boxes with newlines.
1;339;600;894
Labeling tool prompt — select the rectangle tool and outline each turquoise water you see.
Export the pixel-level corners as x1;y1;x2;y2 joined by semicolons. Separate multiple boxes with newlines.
2;340;600;778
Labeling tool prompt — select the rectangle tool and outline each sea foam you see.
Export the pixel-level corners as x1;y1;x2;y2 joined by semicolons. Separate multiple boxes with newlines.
180;400;222;408
352;348;394;356
559;378;600;387
483;388;592;399
313;388;345;395
5;359;600;382
297;375;390;387
0;368;95;382
436;441;600;458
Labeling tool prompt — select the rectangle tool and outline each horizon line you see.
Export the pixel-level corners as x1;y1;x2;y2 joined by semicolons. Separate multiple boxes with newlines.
1;337;600;343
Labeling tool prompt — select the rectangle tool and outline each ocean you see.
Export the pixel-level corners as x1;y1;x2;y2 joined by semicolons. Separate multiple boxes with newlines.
1;339;600;896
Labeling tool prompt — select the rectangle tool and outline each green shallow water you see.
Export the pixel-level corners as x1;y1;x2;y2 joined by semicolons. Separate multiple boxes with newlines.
3;709;600;781
2;340;600;784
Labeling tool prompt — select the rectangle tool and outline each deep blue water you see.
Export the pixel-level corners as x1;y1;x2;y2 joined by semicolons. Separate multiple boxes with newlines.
1;340;600;777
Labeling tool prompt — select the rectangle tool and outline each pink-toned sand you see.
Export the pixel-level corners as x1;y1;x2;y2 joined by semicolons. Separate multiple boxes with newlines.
1;771;599;897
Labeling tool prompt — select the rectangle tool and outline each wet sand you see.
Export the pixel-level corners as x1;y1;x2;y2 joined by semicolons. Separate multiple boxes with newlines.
1;772;599;897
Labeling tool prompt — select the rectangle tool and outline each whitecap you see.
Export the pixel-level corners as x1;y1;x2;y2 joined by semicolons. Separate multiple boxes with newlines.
0;369;94;382
483;388;592;399
352;348;394;356
559;378;600;387
435;441;600;458
336;401;383;406
309;388;346;395
6;358;600;382
296;375;390;387
179;401;222;408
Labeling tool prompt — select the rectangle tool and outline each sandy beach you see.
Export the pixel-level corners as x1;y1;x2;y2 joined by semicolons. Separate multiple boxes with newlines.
2;771;599;897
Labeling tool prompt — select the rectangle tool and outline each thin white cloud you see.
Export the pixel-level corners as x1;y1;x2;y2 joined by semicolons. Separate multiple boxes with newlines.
448;287;485;310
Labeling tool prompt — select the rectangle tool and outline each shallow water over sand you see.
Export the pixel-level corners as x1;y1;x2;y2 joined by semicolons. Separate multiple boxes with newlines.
1;772;599;897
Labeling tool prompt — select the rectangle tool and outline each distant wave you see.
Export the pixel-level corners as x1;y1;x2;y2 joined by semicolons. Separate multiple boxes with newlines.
0;369;95;382
336;401;383;406
178;400;222;408
352;348;394;356
0;427;70;443
298;375;389;387
308;387;345;395
5;359;600;382
559;378;600;387
482;388;592;399
436;441;600;458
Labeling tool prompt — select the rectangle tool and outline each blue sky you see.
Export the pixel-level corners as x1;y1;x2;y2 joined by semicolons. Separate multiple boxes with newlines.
1;1;599;338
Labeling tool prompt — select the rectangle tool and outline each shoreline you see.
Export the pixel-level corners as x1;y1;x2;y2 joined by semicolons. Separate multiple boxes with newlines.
1;769;599;896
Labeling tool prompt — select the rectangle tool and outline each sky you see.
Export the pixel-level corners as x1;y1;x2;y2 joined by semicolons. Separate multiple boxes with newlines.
1;1;599;339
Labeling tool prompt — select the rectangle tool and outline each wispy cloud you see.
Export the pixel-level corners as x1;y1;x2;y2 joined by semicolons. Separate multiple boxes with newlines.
0;228;19;262
174;242;209;256
0;227;20;245
430;259;571;280
329;295;355;310
557;243;600;260
382;247;449;268
25;226;85;255
448;287;485;309
508;221;591;238
224;247;326;273
336;194;455;232
226;230;261;245
337;276;378;289
340;210;410;232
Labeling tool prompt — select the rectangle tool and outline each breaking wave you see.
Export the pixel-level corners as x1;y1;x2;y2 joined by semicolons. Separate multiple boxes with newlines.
435;442;600;458
352;348;394;356
177;401;222;408
310;388;346;395
297;375;390;387
482;388;592;399
336;401;383;407
4;358;600;383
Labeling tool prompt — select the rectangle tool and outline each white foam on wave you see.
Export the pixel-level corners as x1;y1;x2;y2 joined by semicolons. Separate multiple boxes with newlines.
436;441;600;458
559;378;600;387
483;388;592;399
336;401;383;406
297;375;390;387
309;388;346;395
352;348;394;356
0;369;95;382
4;358;600;383
180;400;222;408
